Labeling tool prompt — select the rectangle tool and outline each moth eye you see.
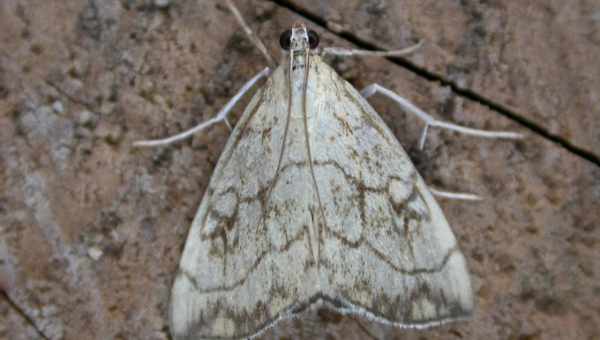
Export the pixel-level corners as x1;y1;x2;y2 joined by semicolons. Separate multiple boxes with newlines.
279;29;293;50
307;30;319;49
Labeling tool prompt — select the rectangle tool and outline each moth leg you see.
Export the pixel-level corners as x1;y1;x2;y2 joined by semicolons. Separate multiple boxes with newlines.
133;67;270;147
360;83;524;149
320;40;422;57
224;118;233;131
225;0;276;68
429;188;482;201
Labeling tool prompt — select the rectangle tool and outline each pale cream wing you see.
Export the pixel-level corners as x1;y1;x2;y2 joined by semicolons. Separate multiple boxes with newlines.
307;57;473;327
170;65;322;340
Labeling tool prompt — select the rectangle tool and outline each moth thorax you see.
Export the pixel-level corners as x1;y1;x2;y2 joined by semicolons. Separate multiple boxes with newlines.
289;62;310;119
291;52;309;70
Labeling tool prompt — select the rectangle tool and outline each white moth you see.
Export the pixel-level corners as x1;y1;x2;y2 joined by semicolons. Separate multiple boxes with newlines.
135;3;522;339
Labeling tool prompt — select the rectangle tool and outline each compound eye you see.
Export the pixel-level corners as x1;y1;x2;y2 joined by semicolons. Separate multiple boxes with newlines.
307;30;319;49
279;29;292;50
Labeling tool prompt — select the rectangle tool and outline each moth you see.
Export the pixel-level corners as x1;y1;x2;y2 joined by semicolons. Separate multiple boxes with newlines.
135;2;522;339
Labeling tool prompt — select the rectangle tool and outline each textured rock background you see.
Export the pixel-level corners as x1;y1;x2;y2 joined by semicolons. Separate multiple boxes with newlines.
0;1;598;339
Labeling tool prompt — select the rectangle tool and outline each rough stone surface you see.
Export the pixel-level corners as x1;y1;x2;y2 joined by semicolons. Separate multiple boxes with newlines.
0;1;598;340
288;0;600;159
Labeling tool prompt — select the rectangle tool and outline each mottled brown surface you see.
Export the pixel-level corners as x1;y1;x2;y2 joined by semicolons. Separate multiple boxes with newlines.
287;0;600;160
0;1;598;340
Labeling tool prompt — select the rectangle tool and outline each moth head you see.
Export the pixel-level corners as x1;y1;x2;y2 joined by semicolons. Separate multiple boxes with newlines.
279;22;319;52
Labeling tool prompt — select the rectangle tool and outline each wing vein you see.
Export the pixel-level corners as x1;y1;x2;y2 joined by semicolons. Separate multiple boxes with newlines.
302;52;328;268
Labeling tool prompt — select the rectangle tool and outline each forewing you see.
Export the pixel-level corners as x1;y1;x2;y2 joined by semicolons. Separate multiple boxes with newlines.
307;58;473;327
170;66;321;340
